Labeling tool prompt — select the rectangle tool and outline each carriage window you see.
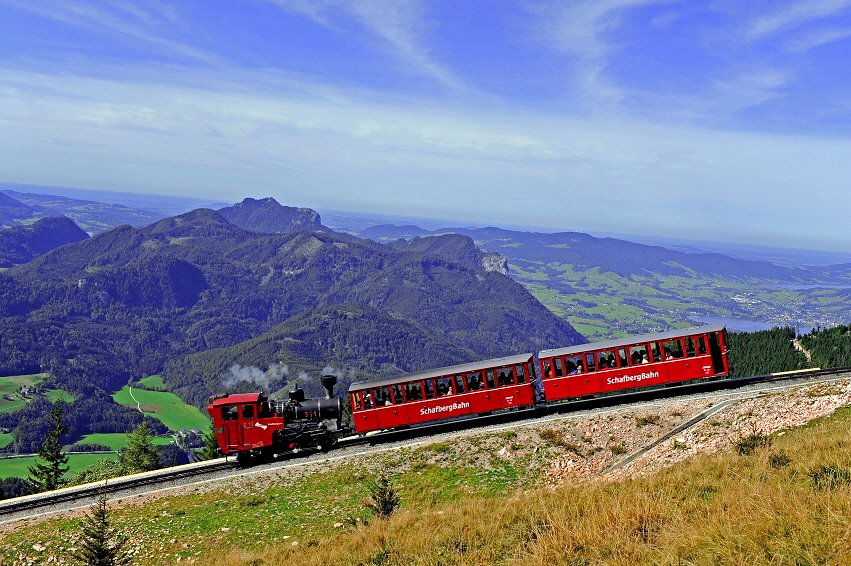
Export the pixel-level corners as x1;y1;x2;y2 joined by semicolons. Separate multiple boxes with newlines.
598;350;616;369
485;370;496;389
554;358;564;377
405;382;423;401
515;364;527;384
242;405;254;419
454;374;465;394
393;384;405;404
364;390;376;409
697;336;707;355
585;353;596;372
376;387;392;406
424;379;435;400
542;360;552;379
466;372;483;391
629;346;649;365
352;393;363;411
651;342;661;362
497;367;514;386
436;377;452;397
222;406;239;421
565;356;583;374
663;340;684;359
618;348;629;367
685;337;696;357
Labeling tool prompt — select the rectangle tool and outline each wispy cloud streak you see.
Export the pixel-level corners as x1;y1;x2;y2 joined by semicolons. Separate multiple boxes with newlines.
260;0;464;90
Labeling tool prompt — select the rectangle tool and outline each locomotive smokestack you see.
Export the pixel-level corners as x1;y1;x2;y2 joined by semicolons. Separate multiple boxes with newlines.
320;375;337;399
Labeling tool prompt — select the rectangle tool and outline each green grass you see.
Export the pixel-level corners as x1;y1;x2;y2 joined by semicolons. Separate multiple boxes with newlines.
138;375;166;390
0;433;12;449
0;373;52;413
76;433;173;451
44;389;75;403
112;386;210;432
0;453;113;479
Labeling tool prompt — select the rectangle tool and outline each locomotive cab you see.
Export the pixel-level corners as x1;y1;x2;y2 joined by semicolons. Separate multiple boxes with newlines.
208;376;347;459
209;392;286;455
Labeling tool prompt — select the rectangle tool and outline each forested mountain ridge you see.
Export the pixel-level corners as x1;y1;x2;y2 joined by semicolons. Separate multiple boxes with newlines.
0;216;89;267
388;233;509;275
357;224;851;338
0;206;584;451
166;304;481;406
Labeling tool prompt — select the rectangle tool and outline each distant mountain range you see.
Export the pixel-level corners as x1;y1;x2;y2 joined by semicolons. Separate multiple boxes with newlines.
358;224;851;283
3;184;851;454
0;196;583;451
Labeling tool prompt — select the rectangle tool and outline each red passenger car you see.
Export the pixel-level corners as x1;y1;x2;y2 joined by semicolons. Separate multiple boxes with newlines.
538;324;729;401
349;353;536;434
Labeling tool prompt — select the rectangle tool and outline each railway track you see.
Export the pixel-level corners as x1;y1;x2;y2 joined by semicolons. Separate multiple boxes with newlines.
3;366;849;526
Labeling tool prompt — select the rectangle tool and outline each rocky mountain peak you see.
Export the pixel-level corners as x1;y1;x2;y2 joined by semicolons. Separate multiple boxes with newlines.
217;197;322;234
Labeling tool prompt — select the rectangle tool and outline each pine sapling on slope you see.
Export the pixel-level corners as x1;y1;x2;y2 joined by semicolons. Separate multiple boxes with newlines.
119;420;160;473
364;471;401;519
76;488;132;566
28;400;70;493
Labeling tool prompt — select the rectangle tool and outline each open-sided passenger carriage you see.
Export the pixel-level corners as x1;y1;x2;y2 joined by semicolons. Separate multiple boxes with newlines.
538;323;729;401
349;353;537;434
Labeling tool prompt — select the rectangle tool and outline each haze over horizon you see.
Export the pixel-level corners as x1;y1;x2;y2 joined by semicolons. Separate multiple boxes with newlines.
2;1;850;251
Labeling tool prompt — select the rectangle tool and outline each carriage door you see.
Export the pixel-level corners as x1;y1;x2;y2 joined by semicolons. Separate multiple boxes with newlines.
221;405;241;452
707;332;726;375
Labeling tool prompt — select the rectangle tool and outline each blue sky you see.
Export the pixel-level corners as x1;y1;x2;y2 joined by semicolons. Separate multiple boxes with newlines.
1;1;851;250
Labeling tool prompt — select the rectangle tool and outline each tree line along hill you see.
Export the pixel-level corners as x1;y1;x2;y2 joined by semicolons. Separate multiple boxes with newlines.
0;197;584;453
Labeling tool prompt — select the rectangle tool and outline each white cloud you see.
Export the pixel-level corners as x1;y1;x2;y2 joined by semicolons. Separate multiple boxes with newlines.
749;0;851;40
1;0;222;65
786;26;851;50
523;0;678;110
532;0;675;59
259;0;464;90
2;62;851;249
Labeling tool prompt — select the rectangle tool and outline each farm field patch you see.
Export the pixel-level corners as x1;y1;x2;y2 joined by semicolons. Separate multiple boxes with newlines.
0;453;111;479
77;433;173;451
138;375;166;389
0;373;49;413
112;386;210;432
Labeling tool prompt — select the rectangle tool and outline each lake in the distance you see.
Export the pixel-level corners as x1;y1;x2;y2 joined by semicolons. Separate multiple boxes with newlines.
694;316;778;333
761;284;851;290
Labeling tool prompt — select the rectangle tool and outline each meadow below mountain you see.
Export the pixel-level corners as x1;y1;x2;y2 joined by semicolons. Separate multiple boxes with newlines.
358;225;851;339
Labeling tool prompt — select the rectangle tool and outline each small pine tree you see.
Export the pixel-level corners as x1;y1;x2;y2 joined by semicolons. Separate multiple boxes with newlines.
76;488;132;566
119;420;160;473
198;429;221;461
28;400;70;493
364;471;401;519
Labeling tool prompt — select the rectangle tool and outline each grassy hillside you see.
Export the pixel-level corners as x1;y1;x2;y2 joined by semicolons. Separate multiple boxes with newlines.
112;386;210;432
0;454;112;479
76;433;173;452
5;389;851;564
